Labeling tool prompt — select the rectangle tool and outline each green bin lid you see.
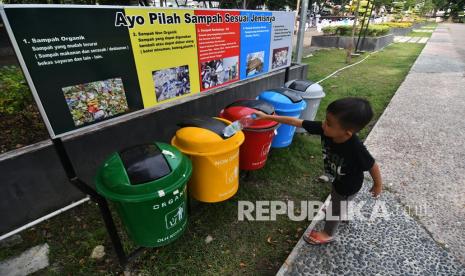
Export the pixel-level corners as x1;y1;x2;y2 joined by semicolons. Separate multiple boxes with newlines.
95;142;192;202
120;144;171;185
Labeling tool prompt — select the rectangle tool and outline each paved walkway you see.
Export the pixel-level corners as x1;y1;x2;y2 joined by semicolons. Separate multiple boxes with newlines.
278;24;465;275
365;23;465;265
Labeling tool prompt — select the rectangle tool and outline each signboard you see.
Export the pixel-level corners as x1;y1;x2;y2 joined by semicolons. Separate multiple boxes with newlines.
0;5;295;138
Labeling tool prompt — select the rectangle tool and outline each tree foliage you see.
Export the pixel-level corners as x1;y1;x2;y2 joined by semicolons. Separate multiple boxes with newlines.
2;0;95;4
265;0;297;10
219;0;298;10
448;0;465;18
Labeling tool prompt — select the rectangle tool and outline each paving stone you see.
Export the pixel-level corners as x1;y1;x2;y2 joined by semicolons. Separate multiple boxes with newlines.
408;37;421;43
418;37;429;44
0;243;49;276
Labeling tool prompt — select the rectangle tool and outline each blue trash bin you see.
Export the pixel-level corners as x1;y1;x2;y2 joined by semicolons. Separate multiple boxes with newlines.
258;88;306;148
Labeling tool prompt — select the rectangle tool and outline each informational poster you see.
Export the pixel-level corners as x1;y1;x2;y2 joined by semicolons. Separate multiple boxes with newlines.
239;11;272;79
195;10;240;91
269;12;294;71
0;5;294;138
125;8;201;106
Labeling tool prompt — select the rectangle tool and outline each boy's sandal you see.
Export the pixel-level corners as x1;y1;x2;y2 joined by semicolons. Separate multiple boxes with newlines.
303;230;335;245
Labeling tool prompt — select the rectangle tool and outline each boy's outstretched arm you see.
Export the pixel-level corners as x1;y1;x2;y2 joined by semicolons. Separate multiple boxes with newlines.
253;111;303;128
369;162;383;198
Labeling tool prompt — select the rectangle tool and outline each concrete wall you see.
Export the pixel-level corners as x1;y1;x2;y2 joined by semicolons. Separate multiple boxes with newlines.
0;63;308;235
311;34;394;51
389;23;428;36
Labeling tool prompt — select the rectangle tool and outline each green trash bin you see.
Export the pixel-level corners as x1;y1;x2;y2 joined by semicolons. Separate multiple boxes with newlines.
95;142;192;247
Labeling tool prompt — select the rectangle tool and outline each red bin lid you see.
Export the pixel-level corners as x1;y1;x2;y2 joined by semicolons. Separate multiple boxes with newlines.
220;99;279;130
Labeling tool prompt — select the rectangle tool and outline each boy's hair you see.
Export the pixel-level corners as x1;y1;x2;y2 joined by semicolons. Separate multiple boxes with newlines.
326;97;373;132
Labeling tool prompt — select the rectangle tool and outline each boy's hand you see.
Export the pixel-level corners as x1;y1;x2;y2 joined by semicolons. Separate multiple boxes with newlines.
368;163;382;198
253;111;269;120
252;112;303;127
369;184;382;198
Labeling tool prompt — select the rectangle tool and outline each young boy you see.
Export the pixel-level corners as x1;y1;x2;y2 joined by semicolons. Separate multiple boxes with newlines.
254;97;382;245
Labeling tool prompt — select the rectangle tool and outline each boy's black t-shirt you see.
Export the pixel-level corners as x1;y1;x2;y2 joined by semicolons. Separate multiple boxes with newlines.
302;120;375;196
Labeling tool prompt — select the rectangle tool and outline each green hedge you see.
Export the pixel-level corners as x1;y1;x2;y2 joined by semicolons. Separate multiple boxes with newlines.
322;25;390;37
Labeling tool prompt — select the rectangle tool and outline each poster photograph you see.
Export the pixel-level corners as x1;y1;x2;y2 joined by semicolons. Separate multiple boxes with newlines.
62;78;129;127
239;11;272;79
200;56;239;89
246;51;265;77
153;65;191;102
272;47;289;69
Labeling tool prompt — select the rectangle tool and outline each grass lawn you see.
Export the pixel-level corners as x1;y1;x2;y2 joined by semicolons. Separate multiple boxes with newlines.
0;43;425;275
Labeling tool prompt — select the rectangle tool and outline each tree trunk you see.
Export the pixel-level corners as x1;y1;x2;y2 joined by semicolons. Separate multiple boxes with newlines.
346;0;361;64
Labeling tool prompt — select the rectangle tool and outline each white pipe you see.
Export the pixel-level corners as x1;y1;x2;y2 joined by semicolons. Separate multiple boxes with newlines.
316;46;387;84
0;196;90;241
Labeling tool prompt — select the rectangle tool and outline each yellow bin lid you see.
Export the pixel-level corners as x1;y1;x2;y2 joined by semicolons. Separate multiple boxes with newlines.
171;116;244;156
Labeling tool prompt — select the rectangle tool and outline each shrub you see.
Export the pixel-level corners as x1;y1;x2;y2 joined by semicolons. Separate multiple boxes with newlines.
413;16;428;23
367;25;390;36
322;26;337;35
379;22;413;28
337;25;353;36
0;66;33;115
321;25;390;37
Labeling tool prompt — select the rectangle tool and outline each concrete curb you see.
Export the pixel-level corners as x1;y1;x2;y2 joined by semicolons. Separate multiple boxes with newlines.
311;34;393;51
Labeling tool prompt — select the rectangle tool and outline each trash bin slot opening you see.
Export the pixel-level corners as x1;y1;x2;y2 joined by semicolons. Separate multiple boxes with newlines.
225;99;275;115
177;116;228;139
119;144;172;185
272;88;302;103
288;80;313;91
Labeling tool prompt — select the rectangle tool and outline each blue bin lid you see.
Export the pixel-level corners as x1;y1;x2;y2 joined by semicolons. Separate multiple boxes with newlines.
258;88;306;113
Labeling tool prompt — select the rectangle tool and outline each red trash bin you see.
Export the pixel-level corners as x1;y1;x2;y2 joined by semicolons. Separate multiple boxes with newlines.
219;99;279;170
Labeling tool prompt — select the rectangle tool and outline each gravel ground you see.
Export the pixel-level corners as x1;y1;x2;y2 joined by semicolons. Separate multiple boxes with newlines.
278;183;465;275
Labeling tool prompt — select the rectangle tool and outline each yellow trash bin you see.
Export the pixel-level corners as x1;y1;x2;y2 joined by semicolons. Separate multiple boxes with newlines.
171;116;245;203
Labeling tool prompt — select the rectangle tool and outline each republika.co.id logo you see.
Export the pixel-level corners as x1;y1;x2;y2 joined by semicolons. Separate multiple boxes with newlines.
236;200;427;222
